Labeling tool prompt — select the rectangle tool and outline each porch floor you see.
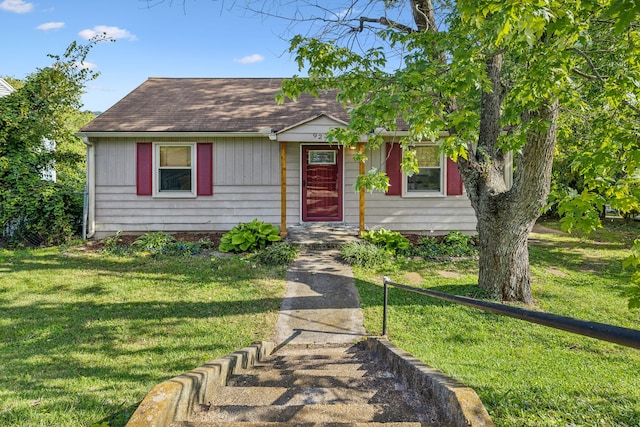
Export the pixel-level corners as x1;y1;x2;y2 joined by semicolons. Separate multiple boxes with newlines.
283;223;360;247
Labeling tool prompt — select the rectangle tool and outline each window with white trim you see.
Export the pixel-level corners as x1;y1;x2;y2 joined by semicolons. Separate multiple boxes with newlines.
405;145;444;196
155;144;195;196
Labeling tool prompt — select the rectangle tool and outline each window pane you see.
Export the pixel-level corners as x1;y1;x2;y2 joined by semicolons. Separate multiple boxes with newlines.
407;167;440;192
160;146;191;167
415;146;439;167
160;169;192;191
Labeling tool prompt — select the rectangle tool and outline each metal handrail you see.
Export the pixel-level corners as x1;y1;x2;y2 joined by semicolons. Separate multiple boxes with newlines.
382;276;640;350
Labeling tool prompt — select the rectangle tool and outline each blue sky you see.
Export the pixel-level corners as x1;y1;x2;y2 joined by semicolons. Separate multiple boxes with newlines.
0;0;313;112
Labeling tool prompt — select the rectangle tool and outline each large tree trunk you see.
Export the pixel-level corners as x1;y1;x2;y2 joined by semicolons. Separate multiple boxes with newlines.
459;53;559;304
477;213;533;302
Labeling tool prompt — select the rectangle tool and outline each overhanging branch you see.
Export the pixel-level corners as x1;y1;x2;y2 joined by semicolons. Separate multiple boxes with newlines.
355;16;416;33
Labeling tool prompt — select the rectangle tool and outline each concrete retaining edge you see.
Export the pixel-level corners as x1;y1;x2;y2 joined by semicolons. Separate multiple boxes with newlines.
125;340;277;427
365;337;494;427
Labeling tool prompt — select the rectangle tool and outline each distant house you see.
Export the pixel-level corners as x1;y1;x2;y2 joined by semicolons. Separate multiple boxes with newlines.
77;77;476;239
0;77;56;182
0;78;15;97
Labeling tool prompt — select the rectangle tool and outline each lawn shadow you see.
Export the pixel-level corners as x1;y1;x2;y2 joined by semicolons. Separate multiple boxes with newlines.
0;249;285;426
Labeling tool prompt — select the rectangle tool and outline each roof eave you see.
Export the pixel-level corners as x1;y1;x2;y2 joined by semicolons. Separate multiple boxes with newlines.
75;131;272;139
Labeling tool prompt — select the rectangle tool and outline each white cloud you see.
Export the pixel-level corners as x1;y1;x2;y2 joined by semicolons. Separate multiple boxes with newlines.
0;0;34;13
234;54;264;65
36;21;65;31
74;61;97;70
79;25;137;41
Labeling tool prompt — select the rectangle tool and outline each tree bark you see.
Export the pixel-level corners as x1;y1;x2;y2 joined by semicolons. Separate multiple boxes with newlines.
459;53;559;304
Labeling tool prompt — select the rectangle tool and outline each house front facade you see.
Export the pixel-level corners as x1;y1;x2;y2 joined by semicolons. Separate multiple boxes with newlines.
78;78;477;239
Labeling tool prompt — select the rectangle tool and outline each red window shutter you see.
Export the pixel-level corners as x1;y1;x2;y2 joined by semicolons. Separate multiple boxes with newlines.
136;142;153;196
385;142;402;196
197;143;213;196
446;157;463;196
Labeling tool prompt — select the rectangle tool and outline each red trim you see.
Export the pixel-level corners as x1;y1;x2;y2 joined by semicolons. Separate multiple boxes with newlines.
446;158;463;196
197;143;213;196
136;142;153;196
302;146;343;221
385;142;402;196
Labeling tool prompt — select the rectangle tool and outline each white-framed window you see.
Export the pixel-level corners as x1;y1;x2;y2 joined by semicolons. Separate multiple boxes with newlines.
404;144;445;196
154;143;196;197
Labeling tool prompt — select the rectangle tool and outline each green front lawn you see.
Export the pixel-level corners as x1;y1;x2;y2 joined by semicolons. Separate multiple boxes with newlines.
354;220;640;426
0;248;285;426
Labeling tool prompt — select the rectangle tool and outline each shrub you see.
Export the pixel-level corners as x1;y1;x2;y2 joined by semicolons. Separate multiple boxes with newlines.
407;231;478;259
441;231;477;256
131;231;175;253
161;241;202;257
101;230;130;255
361;228;410;254
218;219;281;253
253;242;298;266
340;241;391;268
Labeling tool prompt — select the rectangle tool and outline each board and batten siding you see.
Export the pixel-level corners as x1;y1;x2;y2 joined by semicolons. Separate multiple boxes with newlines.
92;137;282;238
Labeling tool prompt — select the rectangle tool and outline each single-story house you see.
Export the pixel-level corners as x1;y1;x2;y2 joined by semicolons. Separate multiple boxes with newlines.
77;77;477;239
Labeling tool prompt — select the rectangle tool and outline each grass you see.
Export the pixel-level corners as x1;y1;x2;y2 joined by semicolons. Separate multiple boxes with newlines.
0;247;285;426
354;219;640;427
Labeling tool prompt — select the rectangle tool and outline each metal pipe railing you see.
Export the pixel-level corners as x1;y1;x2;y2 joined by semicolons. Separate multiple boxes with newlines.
382;276;640;350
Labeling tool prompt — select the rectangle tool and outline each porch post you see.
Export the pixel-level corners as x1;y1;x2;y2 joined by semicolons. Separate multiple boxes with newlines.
280;141;287;237
358;142;365;234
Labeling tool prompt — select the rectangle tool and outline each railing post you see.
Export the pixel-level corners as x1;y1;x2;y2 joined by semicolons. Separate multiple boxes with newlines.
382;276;390;336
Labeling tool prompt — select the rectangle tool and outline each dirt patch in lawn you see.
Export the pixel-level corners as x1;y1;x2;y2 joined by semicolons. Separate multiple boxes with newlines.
403;272;424;285
545;268;569;277
438;271;462;279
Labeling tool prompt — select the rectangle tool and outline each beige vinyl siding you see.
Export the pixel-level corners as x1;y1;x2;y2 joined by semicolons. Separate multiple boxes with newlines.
284;143;301;226
91;131;477;238
342;145;477;235
92;137;282;238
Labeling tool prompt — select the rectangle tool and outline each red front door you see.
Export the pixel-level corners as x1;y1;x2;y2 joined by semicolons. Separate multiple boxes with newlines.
302;146;343;221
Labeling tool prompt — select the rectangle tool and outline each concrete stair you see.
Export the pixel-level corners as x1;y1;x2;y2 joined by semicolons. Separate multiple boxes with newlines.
172;342;442;426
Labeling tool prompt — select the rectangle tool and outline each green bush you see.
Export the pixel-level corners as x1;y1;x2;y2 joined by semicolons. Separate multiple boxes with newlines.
131;231;175;253
101;230;130;255
340;241;391;268
361;228;410;253
404;231;477;258
622;239;640;309
1;181;83;247
253;242;298;266
218;219;281;253
441;231;477;256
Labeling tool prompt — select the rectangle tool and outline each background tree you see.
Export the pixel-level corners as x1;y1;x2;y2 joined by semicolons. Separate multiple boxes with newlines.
0;41;99;246
547;20;640;232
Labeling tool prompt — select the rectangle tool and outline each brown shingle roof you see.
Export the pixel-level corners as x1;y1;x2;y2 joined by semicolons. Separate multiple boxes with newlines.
80;77;352;133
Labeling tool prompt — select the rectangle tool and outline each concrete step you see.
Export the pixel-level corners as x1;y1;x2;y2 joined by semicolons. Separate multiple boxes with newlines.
129;339;493;427
226;369;379;388
207;386;377;406
188;403;432;424
188;343;441;425
171;421;443;426
206;384;424;407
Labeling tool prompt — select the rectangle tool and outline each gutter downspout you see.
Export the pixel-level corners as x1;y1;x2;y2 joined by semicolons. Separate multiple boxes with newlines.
82;137;96;239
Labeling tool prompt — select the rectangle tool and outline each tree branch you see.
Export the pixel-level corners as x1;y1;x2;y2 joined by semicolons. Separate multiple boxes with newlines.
570;48;606;84
355;16;416;33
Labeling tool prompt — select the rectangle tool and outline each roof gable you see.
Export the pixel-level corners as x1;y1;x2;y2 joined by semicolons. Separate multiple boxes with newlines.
80;78;352;134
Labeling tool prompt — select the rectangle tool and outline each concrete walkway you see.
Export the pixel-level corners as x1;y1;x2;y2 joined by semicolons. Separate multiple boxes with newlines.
274;248;367;345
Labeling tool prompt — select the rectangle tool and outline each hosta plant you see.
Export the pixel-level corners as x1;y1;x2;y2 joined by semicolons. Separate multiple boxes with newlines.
218;219;281;253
